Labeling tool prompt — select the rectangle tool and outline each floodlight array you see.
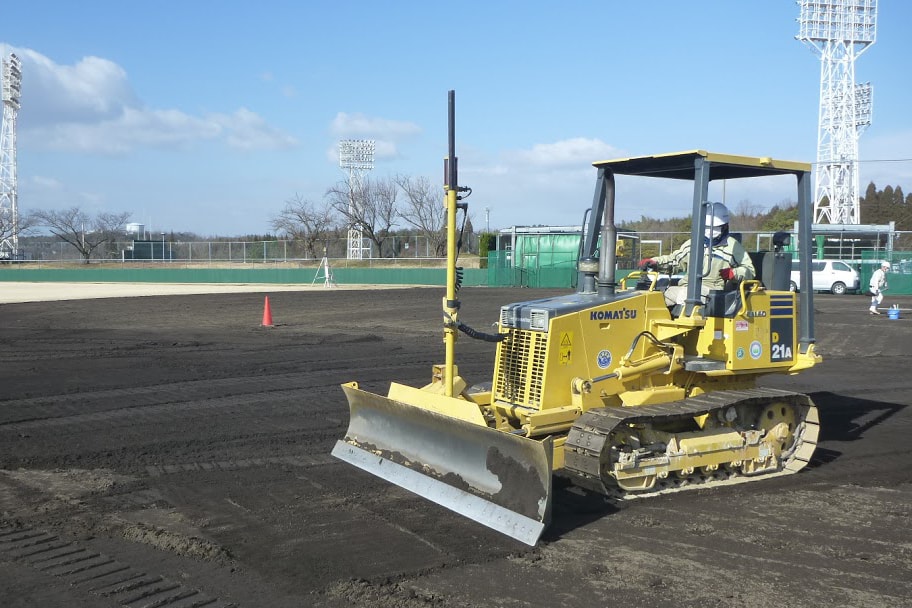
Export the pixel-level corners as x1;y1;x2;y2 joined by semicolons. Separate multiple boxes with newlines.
2;54;22;109
339;139;376;170
797;0;877;45
338;139;375;260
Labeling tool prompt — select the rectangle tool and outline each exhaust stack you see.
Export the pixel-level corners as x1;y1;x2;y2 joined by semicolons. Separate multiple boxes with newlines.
577;166;618;297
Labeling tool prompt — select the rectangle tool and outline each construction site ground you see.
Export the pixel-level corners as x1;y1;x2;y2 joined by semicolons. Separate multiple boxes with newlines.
1;285;910;608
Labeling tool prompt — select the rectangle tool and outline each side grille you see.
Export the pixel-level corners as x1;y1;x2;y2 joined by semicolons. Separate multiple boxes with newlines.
494;329;548;408
500;306;512;327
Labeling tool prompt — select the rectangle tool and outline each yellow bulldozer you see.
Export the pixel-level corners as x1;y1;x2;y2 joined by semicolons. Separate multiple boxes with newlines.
332;91;822;545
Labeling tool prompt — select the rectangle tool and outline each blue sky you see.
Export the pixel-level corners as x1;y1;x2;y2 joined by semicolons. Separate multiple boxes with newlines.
2;1;910;237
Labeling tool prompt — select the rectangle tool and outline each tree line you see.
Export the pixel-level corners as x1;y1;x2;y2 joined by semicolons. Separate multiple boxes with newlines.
620;180;910;248
11;178;909;263
9;173;471;263
618;199;801;253
860;181;912;229
272;174;466;260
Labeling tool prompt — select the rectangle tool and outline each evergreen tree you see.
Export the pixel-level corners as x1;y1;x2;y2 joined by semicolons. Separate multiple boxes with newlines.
861;181;882;223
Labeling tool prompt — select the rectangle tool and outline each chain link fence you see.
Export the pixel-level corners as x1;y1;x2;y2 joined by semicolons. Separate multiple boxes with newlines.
14;235;441;265
10;231;912;294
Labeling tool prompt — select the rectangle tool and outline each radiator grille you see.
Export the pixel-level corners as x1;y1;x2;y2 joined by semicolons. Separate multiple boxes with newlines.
494;330;547;408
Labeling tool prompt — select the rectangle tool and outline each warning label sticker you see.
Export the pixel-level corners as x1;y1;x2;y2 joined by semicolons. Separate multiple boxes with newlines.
559;332;572;365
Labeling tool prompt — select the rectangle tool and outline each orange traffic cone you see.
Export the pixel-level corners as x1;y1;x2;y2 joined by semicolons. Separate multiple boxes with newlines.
261;296;274;327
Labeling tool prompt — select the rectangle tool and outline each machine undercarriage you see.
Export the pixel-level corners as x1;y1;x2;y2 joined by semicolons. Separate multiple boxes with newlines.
564;388;819;498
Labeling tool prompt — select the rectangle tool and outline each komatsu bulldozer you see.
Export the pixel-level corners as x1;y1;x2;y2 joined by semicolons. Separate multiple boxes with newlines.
333;91;822;545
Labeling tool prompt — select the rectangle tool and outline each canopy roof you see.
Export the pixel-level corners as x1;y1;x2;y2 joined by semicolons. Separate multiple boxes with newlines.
592;150;811;180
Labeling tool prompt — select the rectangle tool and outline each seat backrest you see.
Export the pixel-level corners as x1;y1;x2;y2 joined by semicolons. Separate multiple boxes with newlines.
761;252;790;291
748;251;790;291
703;289;742;318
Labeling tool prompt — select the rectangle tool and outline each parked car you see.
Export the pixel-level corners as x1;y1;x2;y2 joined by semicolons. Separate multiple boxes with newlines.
789;259;860;295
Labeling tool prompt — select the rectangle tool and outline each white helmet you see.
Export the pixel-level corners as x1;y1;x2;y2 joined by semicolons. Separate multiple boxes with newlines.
881;261;890;269
705;202;730;227
704;202;730;244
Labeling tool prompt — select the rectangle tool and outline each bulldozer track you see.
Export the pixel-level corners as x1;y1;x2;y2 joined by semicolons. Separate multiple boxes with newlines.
564;387;819;499
0;524;235;607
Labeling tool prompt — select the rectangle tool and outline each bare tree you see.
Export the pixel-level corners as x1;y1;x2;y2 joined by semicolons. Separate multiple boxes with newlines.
0;210;37;258
730;199;765;233
325;175;400;257
395;174;447;257
32;207;131;263
270;194;338;259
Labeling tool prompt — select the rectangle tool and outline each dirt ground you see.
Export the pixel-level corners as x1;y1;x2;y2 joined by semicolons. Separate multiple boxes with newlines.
0;286;910;608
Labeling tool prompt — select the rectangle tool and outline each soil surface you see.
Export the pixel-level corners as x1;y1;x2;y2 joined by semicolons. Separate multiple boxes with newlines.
1;287;910;608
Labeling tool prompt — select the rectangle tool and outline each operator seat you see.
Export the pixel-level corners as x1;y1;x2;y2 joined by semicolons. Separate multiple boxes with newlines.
748;231;792;291
703;289;742;318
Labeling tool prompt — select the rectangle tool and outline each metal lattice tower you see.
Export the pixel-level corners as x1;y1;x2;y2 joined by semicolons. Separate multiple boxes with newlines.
1;53;22;258
797;0;877;225
338;139;375;260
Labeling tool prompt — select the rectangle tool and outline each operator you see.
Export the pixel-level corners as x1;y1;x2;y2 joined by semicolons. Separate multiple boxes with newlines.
868;260;890;315
638;202;755;308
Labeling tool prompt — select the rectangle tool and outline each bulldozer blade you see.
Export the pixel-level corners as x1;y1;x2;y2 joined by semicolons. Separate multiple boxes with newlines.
332;383;553;546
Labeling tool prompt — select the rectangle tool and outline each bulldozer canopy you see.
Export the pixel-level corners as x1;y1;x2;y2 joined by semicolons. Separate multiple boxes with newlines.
592;150;811;181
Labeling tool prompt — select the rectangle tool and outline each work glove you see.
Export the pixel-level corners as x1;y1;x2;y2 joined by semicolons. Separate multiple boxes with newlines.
719;267;735;281
638;258;658;271
871;288;879;296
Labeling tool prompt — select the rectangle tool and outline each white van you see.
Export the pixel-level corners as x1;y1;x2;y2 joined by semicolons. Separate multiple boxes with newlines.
789;260;860;295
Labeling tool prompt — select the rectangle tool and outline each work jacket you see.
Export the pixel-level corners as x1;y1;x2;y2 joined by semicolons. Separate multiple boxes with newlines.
653;235;755;291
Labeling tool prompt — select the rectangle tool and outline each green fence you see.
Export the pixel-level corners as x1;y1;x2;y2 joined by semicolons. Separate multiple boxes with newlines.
4;252;912;294
0;266;489;287
487;250;577;288
859;253;912;295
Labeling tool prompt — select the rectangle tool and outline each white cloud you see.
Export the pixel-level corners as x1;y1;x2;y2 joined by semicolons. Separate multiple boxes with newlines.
322;112;424;168
24;107;222;154
29;175;63;189
7;47;138;126
505;138;623;169
466;140;821;228
372;140;399;160
330;112;421;138
211;108;298;151
2;45;296;155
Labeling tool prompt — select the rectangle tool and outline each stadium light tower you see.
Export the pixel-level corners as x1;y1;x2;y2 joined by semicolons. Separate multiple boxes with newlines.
797;0;877;225
338;139;375;260
0;53;22;259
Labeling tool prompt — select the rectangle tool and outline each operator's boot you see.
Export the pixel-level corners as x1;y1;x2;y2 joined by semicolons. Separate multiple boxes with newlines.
870;307;880;315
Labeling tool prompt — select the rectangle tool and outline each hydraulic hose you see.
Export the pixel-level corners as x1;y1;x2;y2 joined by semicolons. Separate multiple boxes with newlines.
456;321;505;343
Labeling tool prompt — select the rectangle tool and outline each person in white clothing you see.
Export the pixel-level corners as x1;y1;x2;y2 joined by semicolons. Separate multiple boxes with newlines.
869;261;890;315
